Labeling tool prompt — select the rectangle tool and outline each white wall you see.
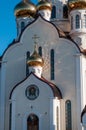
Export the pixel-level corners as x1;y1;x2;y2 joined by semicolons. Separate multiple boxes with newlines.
11;74;54;130
1;16;80;130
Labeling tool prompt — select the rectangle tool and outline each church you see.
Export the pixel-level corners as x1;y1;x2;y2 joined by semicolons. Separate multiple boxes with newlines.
0;0;86;130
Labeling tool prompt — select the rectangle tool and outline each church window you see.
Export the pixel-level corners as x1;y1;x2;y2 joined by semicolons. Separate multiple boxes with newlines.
56;106;59;130
17;23;19;36
38;46;42;56
9;103;12;130
63;5;68;19
21;21;25;32
51;5;56;19
26;51;30;76
65;100;72;130
84;15;86;28
27;114;39;130
71;16;73;29
50;49;54;80
75;14;80;29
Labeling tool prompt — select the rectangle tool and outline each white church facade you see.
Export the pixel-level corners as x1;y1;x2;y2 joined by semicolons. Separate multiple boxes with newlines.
0;0;86;130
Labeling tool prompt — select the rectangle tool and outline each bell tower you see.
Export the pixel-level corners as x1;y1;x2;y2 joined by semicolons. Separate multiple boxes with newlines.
68;0;86;49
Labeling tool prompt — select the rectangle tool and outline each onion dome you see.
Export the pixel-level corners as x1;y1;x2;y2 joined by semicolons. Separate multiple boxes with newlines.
14;0;36;17
68;0;86;11
37;0;52;11
27;47;44;67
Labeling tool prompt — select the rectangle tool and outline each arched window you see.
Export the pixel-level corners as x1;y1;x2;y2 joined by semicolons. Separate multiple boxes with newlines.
38;46;42;56
63;5;68;18
71;16;73;29
76;14;80;29
51;5;56;19
21;21;25;32
84;15;86;28
27;114;39;130
65;100;72;130
56;106;59;130
26;51;30;76
50;49;54;80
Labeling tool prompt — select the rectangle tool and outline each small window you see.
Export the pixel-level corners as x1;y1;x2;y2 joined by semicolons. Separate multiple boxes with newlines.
26;51;30;76
65;100;72;130
51;6;56;19
21;21;25;32
57;106;59;130
38;46;42;56
50;49;54;80
84;15;86;28
71;16;73;29
63;5;68;18
76;14;80;29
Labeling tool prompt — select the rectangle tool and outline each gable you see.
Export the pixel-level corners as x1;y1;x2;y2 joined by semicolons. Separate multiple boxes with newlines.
10;73;62;99
10;73;54;106
0;16;81;96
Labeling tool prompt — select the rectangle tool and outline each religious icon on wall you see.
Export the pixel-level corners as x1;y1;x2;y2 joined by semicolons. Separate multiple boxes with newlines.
25;85;39;100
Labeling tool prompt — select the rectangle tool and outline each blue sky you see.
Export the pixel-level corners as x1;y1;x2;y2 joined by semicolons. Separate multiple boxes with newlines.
0;0;37;56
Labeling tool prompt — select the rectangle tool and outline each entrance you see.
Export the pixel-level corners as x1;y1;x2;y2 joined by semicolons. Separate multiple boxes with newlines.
27;114;39;130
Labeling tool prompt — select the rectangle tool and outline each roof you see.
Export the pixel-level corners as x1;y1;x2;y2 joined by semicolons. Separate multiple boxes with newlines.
68;0;86;11
14;1;36;17
41;76;62;99
1;14;86;66
9;72;62;99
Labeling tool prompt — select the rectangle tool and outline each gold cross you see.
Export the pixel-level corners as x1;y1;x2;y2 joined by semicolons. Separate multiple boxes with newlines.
32;34;40;44
23;0;28;2
32;34;40;52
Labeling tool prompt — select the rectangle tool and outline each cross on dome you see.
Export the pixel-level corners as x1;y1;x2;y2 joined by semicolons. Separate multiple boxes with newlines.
23;0;28;2
32;34;40;44
32;34;40;52
26;34;44;68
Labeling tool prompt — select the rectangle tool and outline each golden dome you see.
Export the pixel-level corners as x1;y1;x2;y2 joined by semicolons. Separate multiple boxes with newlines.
27;50;44;67
37;1;52;11
68;0;86;11
14;1;36;17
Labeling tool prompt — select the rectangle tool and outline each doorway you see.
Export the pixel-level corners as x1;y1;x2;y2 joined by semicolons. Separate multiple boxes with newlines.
27;114;39;130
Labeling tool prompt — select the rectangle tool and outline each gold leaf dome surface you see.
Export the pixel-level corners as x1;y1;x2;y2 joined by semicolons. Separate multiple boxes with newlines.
37;1;52;11
68;0;86;11
27;50;44;67
14;1;36;17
